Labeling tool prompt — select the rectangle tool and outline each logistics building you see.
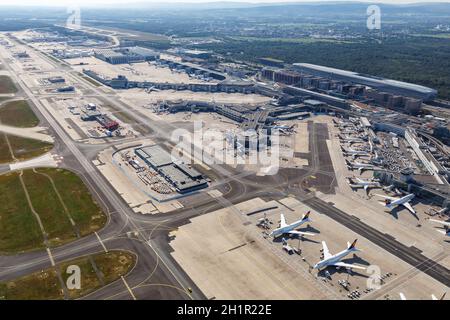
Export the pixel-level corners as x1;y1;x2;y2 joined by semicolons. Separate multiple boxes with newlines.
135;145;208;194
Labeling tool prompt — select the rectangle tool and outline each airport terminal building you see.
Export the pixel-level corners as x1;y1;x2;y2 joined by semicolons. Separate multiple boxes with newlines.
292;63;437;101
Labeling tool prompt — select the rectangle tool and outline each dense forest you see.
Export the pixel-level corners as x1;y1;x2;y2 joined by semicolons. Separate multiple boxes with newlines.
1;3;449;99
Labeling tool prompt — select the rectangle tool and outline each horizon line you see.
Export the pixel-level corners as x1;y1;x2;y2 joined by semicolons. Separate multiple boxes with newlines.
2;1;450;9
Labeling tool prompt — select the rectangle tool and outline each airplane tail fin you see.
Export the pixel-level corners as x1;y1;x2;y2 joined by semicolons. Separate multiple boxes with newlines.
303;210;311;220
348;239;358;250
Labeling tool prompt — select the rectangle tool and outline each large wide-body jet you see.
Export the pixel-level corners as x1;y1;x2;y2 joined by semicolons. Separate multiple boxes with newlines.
339;135;365;145
269;211;315;238
375;193;416;214
347;177;381;194
345;159;379;173
341;146;370;159
313;239;366;270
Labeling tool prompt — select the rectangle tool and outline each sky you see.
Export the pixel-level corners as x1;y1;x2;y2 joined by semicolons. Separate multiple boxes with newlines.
1;0;450;7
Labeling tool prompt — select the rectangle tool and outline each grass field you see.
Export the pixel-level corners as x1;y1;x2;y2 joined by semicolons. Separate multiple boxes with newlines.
0;172;45;253
1;134;53;163
0;99;51;163
0;75;18;94
0;168;107;254
0;133;12;163
33;168;107;238
0;100;39;127
0;251;136;300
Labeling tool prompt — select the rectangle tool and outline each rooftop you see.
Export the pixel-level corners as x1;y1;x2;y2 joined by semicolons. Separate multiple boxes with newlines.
136;145;174;168
293;63;437;95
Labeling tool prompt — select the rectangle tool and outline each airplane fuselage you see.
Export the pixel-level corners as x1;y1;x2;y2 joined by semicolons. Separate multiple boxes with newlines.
314;248;356;270
350;182;379;189
386;194;415;210
270;219;309;238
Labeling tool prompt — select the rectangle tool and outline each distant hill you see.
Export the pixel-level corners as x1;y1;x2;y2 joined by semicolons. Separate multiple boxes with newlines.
93;1;450;15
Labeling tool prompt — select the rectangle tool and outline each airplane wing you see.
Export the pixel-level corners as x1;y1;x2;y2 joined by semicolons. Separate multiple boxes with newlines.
280;214;287;228
402;202;416;214
430;219;450;227
321;241;331;259
332;262;366;270
400;293;407;300
374;194;398;201
356;177;364;183
287;230;315;237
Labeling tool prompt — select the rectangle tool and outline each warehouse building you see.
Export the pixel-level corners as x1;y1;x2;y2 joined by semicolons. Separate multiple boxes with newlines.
57;86;75;92
94;49;128;64
48;76;65;84
120;46;160;62
135;145;208;194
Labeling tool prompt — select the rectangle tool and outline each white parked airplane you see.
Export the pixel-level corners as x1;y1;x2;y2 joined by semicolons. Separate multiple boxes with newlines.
341;146;370;159
347;177;381;194
313;239;366;271
269;211;315;238
339;135;365;144
272;125;295;135
345;159;379;173
429;219;450;237
374;193;416;214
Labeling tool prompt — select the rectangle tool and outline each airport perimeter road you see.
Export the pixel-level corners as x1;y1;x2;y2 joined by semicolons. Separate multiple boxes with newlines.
303;196;450;287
